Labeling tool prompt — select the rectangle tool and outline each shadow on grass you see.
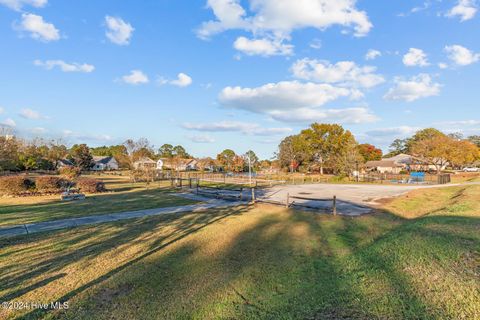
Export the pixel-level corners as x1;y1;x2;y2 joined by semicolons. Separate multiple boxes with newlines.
4;205;248;319
1;197;479;319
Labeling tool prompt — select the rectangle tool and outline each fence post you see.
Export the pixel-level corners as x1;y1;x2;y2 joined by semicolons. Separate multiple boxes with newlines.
286;193;289;208
332;195;337;216
240;188;243;201
189;178;192;189
251;188;255;204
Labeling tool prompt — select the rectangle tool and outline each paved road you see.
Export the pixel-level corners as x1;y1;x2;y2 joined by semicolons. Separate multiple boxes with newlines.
0;194;242;239
252;183;444;216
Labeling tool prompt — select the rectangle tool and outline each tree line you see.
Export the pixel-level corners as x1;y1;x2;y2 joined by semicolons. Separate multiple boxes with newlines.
278;124;479;174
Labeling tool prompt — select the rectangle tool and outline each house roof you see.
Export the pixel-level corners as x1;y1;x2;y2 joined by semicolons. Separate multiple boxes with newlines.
93;156;115;164
58;159;74;166
366;160;404;168
134;157;156;164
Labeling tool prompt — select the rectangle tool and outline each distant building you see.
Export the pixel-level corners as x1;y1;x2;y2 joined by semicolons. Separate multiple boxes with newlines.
157;158;198;171
366;153;448;173
133;157;157;170
91;156;119;171
365;160;404;174
57;159;74;168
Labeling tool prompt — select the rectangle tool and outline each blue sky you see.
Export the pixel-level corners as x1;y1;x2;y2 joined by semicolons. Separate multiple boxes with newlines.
0;0;479;159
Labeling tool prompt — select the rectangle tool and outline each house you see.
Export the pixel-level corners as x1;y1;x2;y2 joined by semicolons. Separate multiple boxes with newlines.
91;156;119;171
366;153;448;173
133;157;157;170
57;159;74;168
157;158;198;171
365;160;404;174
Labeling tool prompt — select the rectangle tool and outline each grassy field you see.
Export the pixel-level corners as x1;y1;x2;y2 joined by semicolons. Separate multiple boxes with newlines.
0;175;196;227
0;184;478;319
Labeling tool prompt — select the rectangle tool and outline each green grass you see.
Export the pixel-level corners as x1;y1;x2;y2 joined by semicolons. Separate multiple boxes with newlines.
0;185;478;319
0;176;197;227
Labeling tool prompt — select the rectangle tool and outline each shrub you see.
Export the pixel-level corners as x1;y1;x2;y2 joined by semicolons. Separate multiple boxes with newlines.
36;176;69;194
76;178;106;193
59;166;81;180
0;175;35;196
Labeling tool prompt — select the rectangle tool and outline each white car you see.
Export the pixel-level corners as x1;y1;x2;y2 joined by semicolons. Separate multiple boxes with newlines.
463;167;479;172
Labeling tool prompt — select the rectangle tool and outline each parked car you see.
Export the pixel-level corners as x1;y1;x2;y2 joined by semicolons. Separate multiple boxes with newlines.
463;167;479;172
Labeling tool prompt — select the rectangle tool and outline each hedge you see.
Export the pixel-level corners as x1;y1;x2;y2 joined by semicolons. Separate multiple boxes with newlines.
0;176;35;196
76;178;106;193
35;176;69;194
58;166;81;179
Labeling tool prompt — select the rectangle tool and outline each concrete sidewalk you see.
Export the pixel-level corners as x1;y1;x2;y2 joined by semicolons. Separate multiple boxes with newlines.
0;194;243;239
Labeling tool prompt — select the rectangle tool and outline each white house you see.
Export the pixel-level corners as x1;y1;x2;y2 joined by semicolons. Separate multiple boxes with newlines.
157;158;198;171
91;156;119;171
366;153;449;173
57;159;74;168
133;157;157;170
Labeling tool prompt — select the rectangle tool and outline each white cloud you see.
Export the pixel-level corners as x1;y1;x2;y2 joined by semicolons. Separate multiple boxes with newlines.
1;118;16;127
384;74;441;102
446;0;477;21
197;0;372;55
158;73;193;87
219;81;354;113
62;130;113;142
291;59;385;88
198;0;372;38
19;108;48;120
0;0;46;11
120;70;149;85
105;16;134;45
268;107;378;124
365;49;381;60
0;107;4;114
170;73;193;87
183;121;292;136
33;60;95;73
309;38;322;49
438;62;448;69
18;13;60;42
188;135;216;143
233;36;293;56
218;81;377;124
402;48;429;67
444;45;480;66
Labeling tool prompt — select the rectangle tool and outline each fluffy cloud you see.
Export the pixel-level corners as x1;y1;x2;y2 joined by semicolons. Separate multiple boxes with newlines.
19;108;48;120
170;73;193;87
291;59;385;88
0;0;46;10
197;0;372;55
183;121;292;136
219;81;354;113
34;60;95;73
18;13;60;42
402;48;429;67
1;118;16;127
268;107;378;124
105;16;134;45
218;81;377;124
444;45;480;66
233;36;293;56
446;0;477;21
384;74;440;102
188;135;216;143
365;126;420;138
158;73;193;87
365;49;381;60
121;70;149;85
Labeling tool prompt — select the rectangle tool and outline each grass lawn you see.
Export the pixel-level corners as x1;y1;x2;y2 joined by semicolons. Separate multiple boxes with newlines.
0;175;197;227
0;184;478;319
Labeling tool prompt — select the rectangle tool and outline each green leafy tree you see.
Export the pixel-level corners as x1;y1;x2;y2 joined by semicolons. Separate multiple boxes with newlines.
216;149;236;172
467;135;480;148
69;144;93;170
158;144;174;158
173;145;190;158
